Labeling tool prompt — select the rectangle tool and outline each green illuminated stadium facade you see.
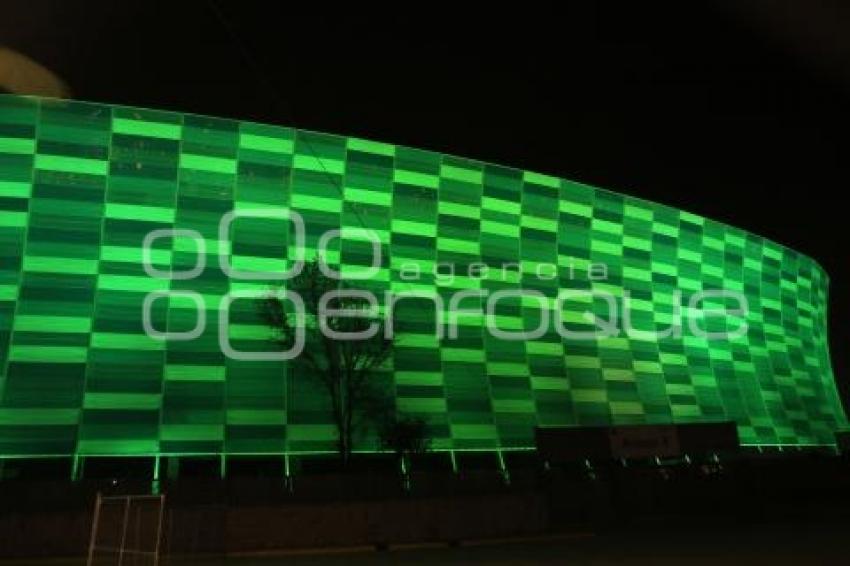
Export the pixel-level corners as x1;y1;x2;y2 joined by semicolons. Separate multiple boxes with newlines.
0;95;845;468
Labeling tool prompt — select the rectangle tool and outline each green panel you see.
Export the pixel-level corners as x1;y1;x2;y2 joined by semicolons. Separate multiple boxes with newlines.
0;94;845;461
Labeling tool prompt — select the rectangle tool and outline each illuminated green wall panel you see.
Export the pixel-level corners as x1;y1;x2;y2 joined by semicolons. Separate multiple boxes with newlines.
0;95;845;459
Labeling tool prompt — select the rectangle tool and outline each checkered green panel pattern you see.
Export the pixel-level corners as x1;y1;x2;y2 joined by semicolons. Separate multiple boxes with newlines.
0;95;844;457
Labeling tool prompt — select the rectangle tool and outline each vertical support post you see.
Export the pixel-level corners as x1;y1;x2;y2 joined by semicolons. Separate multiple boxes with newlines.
152;455;161;495
117;496;131;566
400;454;411;492
86;492;102;566
497;450;510;485
153;494;165;566
284;453;292;492
72;454;82;482
449;450;458;474
219;453;226;480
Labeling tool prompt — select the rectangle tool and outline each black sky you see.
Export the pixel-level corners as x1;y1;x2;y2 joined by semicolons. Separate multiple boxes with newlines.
3;1;848;406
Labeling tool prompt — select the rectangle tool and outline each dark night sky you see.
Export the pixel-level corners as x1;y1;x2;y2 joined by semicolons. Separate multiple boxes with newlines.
3;2;848;407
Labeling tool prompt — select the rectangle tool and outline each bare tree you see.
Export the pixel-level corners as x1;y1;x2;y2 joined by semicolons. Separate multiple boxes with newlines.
261;258;393;463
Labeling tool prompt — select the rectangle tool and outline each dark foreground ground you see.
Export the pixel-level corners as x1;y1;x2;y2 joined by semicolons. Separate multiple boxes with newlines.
5;520;848;566
205;522;850;566
5;454;850;564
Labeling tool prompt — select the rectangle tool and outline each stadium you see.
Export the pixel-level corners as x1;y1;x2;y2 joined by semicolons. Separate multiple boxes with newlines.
0;94;845;480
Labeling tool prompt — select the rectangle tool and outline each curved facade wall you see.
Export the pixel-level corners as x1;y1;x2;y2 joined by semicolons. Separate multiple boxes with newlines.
0;95;844;459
